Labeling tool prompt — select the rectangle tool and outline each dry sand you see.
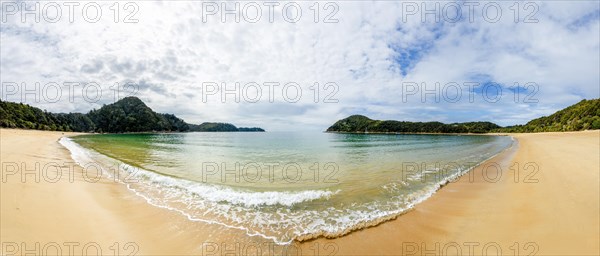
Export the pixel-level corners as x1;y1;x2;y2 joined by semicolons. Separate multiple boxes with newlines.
1;128;598;255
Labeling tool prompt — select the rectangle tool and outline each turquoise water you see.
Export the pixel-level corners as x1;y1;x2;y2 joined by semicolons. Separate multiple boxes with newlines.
61;132;513;244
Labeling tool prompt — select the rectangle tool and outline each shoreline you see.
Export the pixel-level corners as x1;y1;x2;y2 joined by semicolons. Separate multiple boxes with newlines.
294;135;518;244
300;130;599;255
2;128;598;255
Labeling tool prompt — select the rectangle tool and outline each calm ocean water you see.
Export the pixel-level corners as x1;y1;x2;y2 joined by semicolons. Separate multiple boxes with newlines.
61;132;513;244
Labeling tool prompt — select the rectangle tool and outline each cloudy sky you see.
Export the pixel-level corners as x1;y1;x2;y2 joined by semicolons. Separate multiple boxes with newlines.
1;1;599;131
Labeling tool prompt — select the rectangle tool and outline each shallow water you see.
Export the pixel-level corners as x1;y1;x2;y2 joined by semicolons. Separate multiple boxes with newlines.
62;132;513;244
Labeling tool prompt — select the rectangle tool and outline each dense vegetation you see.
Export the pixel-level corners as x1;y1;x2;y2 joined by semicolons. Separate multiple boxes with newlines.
188;122;265;132
237;127;265;132
497;99;600;132
87;97;189;133
0;97;264;133
326;115;500;134
327;99;600;134
189;122;238;132
0;101;96;132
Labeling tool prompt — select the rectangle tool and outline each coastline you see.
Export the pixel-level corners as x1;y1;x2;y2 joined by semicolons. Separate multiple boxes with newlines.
2;128;598;255
324;131;506;136
300;130;600;255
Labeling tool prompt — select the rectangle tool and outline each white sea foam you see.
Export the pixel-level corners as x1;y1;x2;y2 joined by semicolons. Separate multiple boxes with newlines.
60;137;346;244
60;137;338;207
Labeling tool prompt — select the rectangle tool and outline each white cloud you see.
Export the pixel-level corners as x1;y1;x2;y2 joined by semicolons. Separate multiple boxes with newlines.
1;1;598;130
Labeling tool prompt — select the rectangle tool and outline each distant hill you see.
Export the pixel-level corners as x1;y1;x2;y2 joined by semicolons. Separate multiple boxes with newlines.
188;122;265;132
327;98;600;134
498;99;600;132
191;122;238;132
326;115;500;134
237;127;265;132
0;97;263;133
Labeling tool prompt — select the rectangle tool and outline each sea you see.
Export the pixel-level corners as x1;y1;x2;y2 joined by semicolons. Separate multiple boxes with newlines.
60;132;513;245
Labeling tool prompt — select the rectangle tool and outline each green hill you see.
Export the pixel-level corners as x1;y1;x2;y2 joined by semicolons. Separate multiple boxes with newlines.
87;97;188;133
237;127;266;132
189;122;237;132
327;99;600;134
326;115;500;134
0;97;263;133
188;122;265;132
499;99;600;132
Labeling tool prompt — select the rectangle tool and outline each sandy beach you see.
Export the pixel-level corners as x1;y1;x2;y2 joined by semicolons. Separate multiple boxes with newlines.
300;130;600;255
0;129;237;255
1;128;599;255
